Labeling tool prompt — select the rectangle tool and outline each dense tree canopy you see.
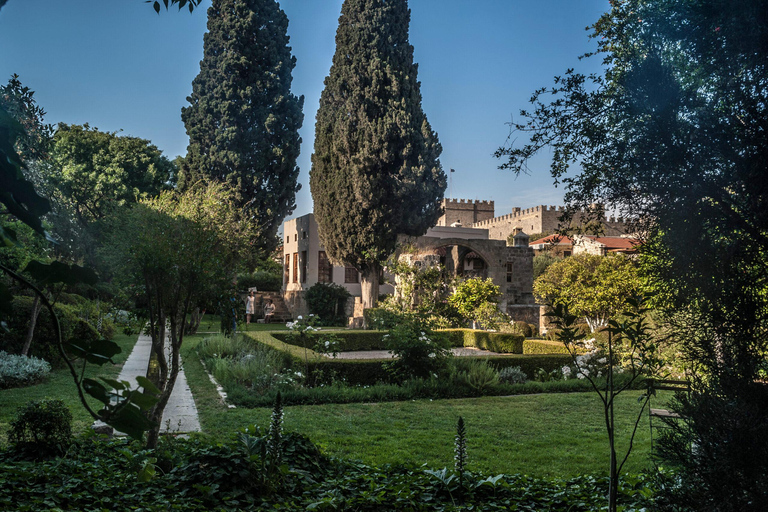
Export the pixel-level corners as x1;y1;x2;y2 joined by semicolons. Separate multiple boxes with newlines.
181;0;304;253
310;0;446;308
534;254;639;332
499;0;768;507
104;182;253;447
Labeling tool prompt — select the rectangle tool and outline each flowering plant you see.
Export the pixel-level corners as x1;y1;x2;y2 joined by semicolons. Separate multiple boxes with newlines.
383;319;450;381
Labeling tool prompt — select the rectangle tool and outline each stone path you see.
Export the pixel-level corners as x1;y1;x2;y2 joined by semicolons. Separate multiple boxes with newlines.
94;332;201;435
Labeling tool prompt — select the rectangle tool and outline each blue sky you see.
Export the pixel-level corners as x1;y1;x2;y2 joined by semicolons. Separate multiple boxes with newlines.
0;0;607;219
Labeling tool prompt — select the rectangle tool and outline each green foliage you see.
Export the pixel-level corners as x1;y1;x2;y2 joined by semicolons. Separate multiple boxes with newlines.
305;283;351;326
498;366;527;385
383;321;451;382
523;339;570;355
181;0;304;253
532;253;562;280
0;351;50;388
454;416;467;485
458;359;499;392
310;0;446;306
534;254;640;332
237;270;282;292
8;399;72;458
449;277;502;325
363;307;403;330
509;321;538;338
0;295;101;366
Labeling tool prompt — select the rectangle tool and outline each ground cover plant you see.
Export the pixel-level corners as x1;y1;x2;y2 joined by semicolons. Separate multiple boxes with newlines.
0;427;667;511
0;333;136;437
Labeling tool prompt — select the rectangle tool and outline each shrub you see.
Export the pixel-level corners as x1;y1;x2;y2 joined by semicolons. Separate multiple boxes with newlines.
305;283;351;326
238;271;282;292
0;296;101;367
509;322;539;338
449;329;525;353
363;307;402;330
0;351;51;388
498;366;527;384
523;339;570;355
8;399;73;458
458;358;499;391
383;321;450;382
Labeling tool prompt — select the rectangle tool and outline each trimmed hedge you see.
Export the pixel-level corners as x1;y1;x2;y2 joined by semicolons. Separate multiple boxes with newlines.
523;339;570;355
438;329;525;354
244;331;572;387
271;330;390;351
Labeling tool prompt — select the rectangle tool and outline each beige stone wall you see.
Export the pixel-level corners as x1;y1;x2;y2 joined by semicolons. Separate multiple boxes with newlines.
437;198;495;227
473;205;629;241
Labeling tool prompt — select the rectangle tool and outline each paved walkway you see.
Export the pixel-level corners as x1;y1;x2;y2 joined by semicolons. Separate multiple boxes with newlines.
94;332;201;435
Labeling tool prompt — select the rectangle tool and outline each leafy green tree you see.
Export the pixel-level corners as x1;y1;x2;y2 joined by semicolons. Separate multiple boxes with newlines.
0;74;53;164
532;253;561;280
104;182;253;448
499;0;768;507
449;277;504;328
181;0;304;253
534;254;638;333
310;0;446;309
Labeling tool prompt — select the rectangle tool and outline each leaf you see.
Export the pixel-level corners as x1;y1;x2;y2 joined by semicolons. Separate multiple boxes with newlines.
82;378;111;405
102;402;154;440
127;389;159;411
24;260;98;287
153;1;160;14
67;338;121;365
100;378;129;392
135;375;161;395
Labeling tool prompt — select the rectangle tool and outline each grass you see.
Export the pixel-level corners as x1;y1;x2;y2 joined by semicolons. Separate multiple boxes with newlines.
2;331;671;480
181;333;665;479
0;333;137;438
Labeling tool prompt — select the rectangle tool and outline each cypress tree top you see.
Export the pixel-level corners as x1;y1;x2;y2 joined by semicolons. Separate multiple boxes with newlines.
181;0;304;252
310;0;445;291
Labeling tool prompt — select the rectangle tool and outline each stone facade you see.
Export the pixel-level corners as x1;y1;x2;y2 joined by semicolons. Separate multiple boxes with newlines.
472;205;629;240
396;229;539;323
436;198;495;227
282;213;395;318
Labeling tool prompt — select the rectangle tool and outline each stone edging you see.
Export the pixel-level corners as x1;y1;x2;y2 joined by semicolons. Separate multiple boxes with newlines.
199;356;236;409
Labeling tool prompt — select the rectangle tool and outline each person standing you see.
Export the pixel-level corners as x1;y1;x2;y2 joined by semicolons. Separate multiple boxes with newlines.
245;290;256;328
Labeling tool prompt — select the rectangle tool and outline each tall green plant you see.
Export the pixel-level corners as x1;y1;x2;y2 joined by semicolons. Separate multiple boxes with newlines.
310;0;445;309
547;296;661;512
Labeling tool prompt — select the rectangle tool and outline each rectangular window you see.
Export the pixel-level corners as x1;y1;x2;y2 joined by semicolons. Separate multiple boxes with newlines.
300;251;307;283
344;266;359;284
506;262;513;283
318;251;332;283
292;253;298;283
284;255;290;285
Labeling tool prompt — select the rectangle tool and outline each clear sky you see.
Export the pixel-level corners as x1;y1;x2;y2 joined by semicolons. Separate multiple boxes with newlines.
0;0;607;220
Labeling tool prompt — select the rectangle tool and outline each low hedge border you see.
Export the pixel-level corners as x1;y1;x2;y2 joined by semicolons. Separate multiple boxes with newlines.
272;328;529;354
523;339;570;355
244;331;572;387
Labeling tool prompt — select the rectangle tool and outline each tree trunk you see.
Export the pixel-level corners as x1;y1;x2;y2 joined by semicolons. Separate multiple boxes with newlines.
360;262;381;310
21;295;42;356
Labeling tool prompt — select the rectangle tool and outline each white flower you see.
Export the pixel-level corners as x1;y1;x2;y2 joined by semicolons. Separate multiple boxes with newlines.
324;341;330;348
562;366;572;377
577;373;586;380
298;315;303;320
598;357;607;364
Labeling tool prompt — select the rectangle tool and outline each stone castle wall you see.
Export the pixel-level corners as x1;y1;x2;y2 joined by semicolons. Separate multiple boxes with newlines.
437;198;495;227
472;205;628;240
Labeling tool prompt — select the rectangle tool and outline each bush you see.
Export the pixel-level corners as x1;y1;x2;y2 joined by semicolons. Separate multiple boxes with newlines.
523;339;570;355
238;271;282;292
363;307;403;330
0;296;101;367
305;283;351;326
273;330;390;351
383;322;450;382
457;358;499;391
509;322;539;338
0;351;51;388
498;366;527;384
8;399;73;458
440;329;525;353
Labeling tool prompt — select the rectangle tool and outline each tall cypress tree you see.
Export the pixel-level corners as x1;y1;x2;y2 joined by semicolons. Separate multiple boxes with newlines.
181;0;304;252
310;0;446;308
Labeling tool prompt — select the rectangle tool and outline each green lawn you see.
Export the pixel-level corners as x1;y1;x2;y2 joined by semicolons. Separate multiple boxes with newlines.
2;332;669;480
0;333;137;437
180;333;664;479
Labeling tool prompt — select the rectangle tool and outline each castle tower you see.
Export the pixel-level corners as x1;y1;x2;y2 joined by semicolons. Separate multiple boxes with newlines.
437;198;495;227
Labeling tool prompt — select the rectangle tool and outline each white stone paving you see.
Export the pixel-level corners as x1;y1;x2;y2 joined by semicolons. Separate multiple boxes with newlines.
94;332;201;435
